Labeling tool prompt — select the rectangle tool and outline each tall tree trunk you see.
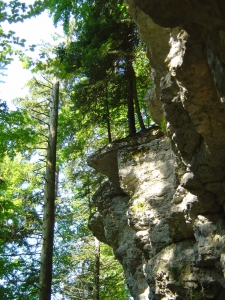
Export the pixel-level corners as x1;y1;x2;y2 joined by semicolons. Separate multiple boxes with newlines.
126;60;136;135
131;64;146;131
39;80;59;300
94;237;100;300
105;83;112;143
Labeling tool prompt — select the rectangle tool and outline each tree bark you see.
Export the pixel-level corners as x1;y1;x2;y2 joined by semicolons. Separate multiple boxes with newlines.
39;80;59;300
94;237;100;300
131;64;146;131
104;81;112;143
126;60;136;135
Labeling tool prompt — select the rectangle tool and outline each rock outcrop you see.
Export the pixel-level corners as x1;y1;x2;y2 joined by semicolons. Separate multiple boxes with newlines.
88;1;225;299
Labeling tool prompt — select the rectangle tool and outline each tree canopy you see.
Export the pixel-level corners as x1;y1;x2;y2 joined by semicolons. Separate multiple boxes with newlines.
0;0;45;68
0;0;153;299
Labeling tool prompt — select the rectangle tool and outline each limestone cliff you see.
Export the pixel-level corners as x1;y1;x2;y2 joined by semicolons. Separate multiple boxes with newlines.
88;1;225;299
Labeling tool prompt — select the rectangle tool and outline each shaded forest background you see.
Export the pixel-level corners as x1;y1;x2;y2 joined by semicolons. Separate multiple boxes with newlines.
0;0;153;299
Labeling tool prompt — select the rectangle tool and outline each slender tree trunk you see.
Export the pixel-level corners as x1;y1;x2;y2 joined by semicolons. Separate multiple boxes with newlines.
39;80;59;300
94;237;100;300
131;64;146;131
105;82;112;143
126;60;136;135
105;98;112;143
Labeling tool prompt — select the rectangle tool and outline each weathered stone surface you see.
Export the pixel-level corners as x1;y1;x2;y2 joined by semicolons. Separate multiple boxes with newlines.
133;0;225;29
193;214;225;267
88;181;149;300
88;133;180;299
87;1;225;299
146;239;225;300
88;211;107;244
88;131;225;299
87;127;163;187
144;86;163;126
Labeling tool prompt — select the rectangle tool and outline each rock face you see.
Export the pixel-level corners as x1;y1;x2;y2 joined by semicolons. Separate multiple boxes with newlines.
88;1;225;299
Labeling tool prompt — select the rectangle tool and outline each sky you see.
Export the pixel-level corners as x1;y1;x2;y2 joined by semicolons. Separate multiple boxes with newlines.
1;5;63;109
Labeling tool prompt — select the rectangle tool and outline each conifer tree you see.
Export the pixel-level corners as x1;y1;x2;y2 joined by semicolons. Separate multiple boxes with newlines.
39;80;59;300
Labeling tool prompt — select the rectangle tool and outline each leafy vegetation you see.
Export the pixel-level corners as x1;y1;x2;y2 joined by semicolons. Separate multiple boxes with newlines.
0;0;154;299
0;0;45;68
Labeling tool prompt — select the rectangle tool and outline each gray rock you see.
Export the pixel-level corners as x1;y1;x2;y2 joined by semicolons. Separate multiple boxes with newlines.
87;0;225;298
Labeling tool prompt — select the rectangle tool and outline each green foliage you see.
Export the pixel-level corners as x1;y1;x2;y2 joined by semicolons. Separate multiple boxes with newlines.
0;0;45;67
52;172;130;299
3;72;131;299
100;244;130;300
0;0;154;298
0;100;40;161
0;154;43;298
160;115;167;134
47;0;75;32
0;76;50;298
47;0;152;139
